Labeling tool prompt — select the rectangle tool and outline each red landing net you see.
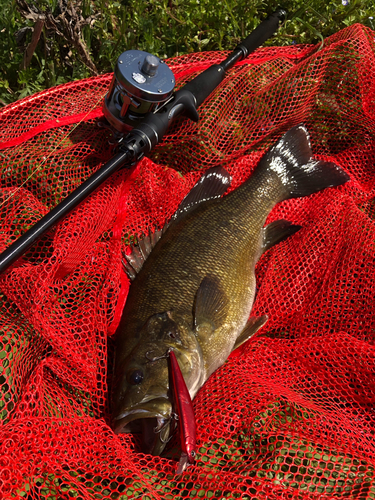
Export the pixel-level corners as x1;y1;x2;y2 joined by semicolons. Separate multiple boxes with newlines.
0;23;374;500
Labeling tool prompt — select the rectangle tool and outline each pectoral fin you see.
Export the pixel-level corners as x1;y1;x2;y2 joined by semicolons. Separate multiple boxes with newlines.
194;275;229;341
262;220;301;255
232;315;268;351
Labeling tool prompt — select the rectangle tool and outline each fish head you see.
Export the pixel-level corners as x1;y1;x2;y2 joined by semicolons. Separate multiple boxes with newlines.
111;310;203;455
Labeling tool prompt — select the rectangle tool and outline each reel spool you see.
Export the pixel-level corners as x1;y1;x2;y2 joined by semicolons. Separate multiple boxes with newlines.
103;50;176;133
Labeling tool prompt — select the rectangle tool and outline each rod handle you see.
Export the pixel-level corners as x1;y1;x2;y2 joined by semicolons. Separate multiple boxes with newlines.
236;8;286;58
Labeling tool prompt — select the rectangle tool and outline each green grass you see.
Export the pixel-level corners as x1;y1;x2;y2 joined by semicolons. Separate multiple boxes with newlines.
0;0;374;105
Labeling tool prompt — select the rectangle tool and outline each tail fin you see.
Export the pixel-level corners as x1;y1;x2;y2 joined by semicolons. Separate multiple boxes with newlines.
259;124;350;199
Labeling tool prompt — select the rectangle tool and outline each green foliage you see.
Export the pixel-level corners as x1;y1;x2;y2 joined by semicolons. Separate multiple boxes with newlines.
0;0;374;104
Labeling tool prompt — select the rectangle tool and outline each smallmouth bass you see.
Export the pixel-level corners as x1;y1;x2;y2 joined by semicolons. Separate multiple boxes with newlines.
110;124;349;456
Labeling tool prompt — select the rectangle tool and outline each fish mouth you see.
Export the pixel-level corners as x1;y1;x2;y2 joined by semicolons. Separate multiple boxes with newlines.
112;397;173;455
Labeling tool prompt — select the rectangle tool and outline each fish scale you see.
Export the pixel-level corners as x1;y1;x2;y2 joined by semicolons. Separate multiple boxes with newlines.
129;207;255;376
111;124;350;460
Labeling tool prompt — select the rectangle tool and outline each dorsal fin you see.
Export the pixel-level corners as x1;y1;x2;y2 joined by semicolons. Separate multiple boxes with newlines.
171;165;231;224
122;166;231;280
122;223;167;281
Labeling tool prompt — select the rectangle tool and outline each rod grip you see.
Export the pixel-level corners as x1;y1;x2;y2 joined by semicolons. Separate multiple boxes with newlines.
182;65;225;108
236;8;286;57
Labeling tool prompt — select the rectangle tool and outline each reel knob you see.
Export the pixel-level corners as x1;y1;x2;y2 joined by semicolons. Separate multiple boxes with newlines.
141;55;159;77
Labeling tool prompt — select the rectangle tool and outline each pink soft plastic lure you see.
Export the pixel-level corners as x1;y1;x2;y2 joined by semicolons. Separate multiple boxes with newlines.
169;349;196;474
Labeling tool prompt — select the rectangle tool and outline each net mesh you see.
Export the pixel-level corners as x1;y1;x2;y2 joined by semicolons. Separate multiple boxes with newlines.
0;23;375;499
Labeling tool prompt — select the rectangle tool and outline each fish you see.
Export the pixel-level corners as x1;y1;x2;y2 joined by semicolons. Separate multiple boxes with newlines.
110;124;350;458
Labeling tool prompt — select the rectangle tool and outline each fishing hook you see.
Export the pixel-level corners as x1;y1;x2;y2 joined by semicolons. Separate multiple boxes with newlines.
145;348;172;363
154;412;179;444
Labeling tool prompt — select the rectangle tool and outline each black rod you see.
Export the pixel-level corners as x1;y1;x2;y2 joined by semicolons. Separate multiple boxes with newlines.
0;150;132;273
0;8;286;275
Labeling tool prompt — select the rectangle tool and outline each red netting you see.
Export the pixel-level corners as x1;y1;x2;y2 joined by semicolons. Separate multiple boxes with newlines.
0;23;374;499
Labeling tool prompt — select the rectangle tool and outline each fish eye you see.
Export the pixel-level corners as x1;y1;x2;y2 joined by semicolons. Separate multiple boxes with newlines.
127;369;144;385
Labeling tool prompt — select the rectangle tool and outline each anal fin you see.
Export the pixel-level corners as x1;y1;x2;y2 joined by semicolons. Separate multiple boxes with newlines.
262;220;301;255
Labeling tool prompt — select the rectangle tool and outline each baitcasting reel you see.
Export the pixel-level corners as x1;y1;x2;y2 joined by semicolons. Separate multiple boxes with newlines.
103;50;176;134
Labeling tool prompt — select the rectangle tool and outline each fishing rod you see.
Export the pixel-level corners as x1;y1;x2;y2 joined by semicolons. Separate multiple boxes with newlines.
0;8;286;275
